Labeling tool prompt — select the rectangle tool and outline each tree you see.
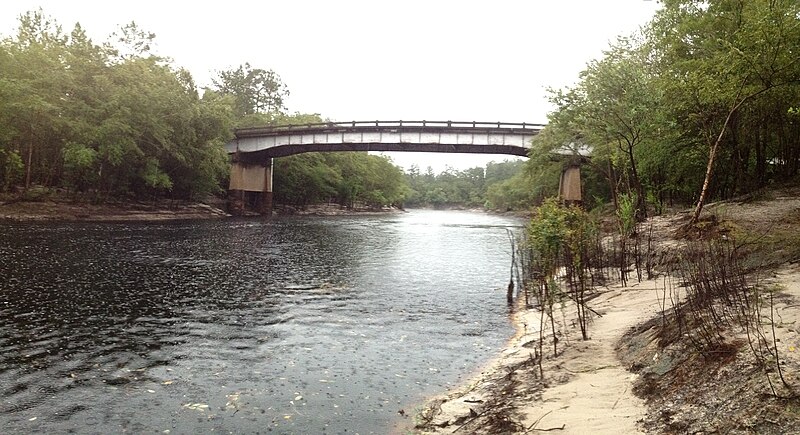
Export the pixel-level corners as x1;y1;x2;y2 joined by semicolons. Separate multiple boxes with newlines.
212;63;289;120
534;0;800;217
646;0;800;223
402;160;529;210
0;10;69;191
108;21;156;61
0;10;233;199
543;36;661;217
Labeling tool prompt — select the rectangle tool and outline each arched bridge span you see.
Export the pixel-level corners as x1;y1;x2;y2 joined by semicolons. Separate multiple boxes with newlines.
225;120;543;161
225;121;544;215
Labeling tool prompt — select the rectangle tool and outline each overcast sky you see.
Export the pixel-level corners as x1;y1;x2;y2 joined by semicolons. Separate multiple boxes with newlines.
0;0;661;172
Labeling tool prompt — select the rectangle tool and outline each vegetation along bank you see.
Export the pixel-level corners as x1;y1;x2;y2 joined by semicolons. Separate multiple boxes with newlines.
4;1;800;433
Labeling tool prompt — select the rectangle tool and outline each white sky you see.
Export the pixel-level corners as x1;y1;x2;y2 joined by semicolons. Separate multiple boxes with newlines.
0;0;661;173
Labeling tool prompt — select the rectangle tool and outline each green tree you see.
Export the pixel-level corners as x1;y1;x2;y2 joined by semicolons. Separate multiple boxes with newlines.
212;63;289;121
543;37;661;216
0;10;69;191
0;10;232;200
647;0;800;223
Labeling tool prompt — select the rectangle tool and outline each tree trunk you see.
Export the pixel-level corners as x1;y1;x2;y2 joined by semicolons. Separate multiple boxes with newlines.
25;140;33;191
691;82;788;224
690;107;739;224
626;144;647;220
608;159;619;211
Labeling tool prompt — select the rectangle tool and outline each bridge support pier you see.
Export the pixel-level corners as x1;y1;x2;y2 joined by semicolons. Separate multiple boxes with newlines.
228;158;273;216
558;164;582;205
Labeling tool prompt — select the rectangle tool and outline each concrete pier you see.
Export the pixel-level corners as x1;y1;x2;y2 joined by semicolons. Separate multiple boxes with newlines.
228;158;273;216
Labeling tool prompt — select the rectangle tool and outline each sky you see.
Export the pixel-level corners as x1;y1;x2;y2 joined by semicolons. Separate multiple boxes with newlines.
0;0;661;173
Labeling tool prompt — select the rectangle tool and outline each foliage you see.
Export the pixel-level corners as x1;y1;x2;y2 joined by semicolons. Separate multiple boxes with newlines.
616;192;638;238
531;0;800;215
62;142;98;191
212;62;289;122
141;158;173;192
0;10;233;199
525;198;602;360
528;198;568;274
0;149;23;191
273;152;408;208
404;160;532;210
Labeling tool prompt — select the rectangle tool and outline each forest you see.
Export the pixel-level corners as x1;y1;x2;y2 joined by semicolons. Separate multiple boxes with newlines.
0;12;232;201
529;0;800;219
2;1;800;215
0;10;524;210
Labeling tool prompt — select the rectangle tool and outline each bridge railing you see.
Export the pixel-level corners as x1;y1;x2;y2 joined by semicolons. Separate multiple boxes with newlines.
235;120;545;138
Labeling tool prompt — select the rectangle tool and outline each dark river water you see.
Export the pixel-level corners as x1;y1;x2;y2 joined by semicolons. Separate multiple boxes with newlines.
0;210;522;434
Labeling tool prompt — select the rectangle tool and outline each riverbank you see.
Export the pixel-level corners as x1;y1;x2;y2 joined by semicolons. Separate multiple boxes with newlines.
0;198;230;222
275;203;406;216
410;187;800;434
409;280;657;434
0;195;525;221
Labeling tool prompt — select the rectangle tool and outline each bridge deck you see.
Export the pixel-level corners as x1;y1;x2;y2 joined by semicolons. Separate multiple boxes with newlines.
226;120;543;160
234;120;543;138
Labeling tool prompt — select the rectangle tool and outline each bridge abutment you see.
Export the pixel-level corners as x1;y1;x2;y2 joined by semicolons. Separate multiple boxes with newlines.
228;158;273;216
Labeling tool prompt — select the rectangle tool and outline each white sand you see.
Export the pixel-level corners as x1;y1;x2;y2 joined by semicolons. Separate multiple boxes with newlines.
517;282;659;434
414;279;664;434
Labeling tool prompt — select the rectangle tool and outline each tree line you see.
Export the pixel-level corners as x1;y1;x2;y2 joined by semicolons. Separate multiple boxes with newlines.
404;160;534;210
0;10;412;209
271;156;528;210
9;1;788;216
0;12;234;200
0;10;532;211
524;0;800;219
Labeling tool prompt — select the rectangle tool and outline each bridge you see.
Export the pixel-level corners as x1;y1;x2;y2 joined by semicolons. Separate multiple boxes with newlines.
225;120;544;215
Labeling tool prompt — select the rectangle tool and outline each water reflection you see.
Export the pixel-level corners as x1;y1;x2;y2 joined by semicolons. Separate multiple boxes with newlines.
0;210;522;433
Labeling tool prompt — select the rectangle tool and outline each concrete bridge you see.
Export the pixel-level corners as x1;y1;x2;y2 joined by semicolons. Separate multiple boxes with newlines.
225;120;544;215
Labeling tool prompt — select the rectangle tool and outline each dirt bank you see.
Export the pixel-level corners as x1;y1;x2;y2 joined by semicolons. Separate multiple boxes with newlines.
0;198;230;222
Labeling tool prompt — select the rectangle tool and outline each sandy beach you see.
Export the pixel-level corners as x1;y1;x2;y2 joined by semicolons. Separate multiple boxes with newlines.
411;261;800;434
407;190;800;433
409;278;662;434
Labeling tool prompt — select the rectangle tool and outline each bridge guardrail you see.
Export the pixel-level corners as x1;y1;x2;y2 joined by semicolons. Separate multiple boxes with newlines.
234;120;545;138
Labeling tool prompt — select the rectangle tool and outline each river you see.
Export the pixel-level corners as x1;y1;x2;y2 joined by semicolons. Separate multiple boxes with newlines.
0;210;523;434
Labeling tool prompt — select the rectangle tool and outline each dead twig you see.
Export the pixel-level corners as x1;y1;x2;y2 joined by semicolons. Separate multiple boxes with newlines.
452;404;496;433
562;364;614;374
529;425;566;432
525;409;566;433
612;385;627;410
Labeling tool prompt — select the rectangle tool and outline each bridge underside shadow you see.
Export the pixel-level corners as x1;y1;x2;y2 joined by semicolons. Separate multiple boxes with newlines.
234;142;530;164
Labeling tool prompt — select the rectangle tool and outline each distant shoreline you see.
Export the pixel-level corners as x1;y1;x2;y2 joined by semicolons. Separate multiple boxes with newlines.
0;198;230;222
0;197;529;222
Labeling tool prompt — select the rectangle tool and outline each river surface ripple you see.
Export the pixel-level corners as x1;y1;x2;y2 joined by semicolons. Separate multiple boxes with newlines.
0;210;522;434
